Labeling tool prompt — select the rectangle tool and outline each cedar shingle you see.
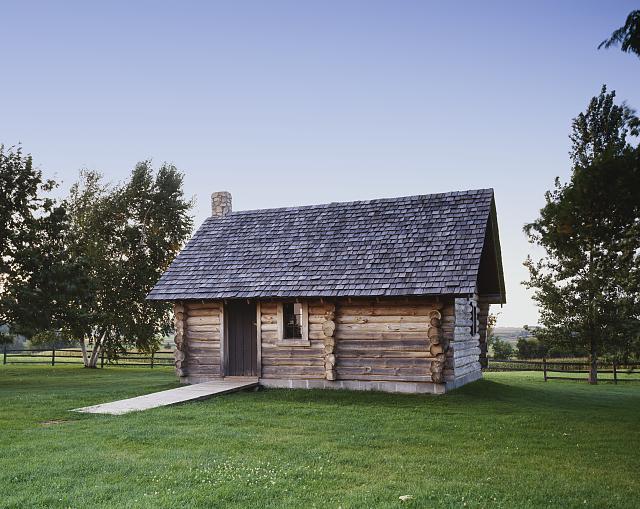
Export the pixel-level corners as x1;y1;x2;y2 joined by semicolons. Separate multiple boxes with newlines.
147;189;500;300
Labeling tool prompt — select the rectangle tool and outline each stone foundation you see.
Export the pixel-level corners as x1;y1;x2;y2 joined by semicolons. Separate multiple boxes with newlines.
260;378;447;394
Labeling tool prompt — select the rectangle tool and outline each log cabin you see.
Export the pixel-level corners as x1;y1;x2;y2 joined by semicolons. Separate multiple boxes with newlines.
147;189;505;394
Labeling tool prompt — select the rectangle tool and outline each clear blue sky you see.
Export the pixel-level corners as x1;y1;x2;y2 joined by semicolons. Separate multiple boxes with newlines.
1;1;638;326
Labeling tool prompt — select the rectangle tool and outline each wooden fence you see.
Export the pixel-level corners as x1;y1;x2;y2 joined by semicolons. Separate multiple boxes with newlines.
4;348;638;382
486;358;640;383
1;347;174;368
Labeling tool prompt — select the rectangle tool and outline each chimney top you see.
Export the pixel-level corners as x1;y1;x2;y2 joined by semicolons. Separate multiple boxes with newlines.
211;191;232;217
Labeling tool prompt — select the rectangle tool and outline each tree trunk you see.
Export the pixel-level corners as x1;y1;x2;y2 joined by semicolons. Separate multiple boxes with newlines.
79;339;90;367
588;343;598;385
587;240;598;385
85;333;105;368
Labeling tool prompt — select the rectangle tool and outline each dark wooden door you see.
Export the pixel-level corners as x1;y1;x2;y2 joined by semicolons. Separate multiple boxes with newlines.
226;301;257;377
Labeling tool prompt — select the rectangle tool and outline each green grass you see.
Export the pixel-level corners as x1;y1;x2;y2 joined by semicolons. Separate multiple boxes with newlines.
1;366;639;508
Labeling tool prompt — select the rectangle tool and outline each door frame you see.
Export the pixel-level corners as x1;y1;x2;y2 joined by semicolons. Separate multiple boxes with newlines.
255;301;262;378
221;300;261;378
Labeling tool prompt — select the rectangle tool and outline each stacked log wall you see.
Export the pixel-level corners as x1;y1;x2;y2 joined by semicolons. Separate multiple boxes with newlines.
172;296;481;390
173;302;187;378
445;295;482;384
173;301;222;380
334;298;445;383
441;301;455;376
259;301;332;380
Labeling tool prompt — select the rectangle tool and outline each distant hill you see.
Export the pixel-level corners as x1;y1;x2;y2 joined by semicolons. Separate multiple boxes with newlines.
492;327;535;345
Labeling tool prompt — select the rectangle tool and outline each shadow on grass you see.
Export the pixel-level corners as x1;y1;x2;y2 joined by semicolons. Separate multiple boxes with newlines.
249;374;640;418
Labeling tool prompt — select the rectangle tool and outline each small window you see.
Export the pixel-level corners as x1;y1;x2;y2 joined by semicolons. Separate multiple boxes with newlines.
284;303;303;339
277;302;309;345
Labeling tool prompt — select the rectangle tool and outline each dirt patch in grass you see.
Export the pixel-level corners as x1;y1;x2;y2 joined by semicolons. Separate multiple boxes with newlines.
40;419;70;426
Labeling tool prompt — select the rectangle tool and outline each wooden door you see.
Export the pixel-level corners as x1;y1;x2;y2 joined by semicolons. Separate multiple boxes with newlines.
226;301;257;377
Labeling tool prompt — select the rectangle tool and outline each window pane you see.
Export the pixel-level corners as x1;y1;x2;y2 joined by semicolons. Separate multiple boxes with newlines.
471;304;477;336
283;303;303;339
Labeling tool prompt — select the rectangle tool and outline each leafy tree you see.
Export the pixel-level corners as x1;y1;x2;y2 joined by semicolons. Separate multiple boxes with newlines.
0;146;90;346
491;339;514;360
485;313;515;359
569;87;638;166
481;313;499;368
524;86;640;383
486;313;497;341
1;201;93;346
66;162;193;366
1;145;50;287
0;146;43;262
516;337;548;360
485;313;498;350
599;10;640;58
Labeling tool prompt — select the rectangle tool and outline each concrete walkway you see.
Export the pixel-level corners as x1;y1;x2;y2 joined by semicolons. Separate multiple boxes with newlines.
72;380;258;415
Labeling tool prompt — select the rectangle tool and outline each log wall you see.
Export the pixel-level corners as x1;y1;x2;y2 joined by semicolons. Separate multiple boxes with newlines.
259;301;332;380
444;295;482;385
173;301;222;381
172;295;485;391
259;297;447;384
334;298;445;383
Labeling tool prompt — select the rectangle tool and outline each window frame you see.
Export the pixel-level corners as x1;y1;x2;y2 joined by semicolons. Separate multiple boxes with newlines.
471;301;478;337
277;301;310;346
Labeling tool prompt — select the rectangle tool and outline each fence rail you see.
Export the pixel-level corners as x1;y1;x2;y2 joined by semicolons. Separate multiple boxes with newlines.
4;348;638;382
2;347;174;368
486;358;640;383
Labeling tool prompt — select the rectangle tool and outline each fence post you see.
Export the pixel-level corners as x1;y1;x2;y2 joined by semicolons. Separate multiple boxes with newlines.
100;349;105;368
51;347;55;366
613;361;618;385
3;345;6;365
151;351;155;369
543;357;548;382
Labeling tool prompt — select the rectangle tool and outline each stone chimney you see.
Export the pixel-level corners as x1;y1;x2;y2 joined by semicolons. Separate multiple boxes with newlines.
211;191;232;217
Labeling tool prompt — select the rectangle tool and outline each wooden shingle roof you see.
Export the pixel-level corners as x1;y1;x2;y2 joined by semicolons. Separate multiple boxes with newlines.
147;188;505;302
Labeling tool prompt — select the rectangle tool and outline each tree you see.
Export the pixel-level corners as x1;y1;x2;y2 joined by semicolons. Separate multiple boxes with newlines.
0;146;90;346
481;312;499;367
491;339;514;360
524;86;640;383
66;162;193;366
485;313;515;360
1;200;93;346
486;313;498;342
599;10;640;58
0;146;39;259
516;337;547;360
569;86;638;167
1;145;50;285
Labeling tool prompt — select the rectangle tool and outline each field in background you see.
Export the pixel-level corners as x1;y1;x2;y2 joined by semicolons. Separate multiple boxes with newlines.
492;326;534;345
1;366;639;508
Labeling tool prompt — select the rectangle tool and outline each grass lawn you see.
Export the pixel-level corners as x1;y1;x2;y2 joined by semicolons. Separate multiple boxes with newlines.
1;366;639;508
